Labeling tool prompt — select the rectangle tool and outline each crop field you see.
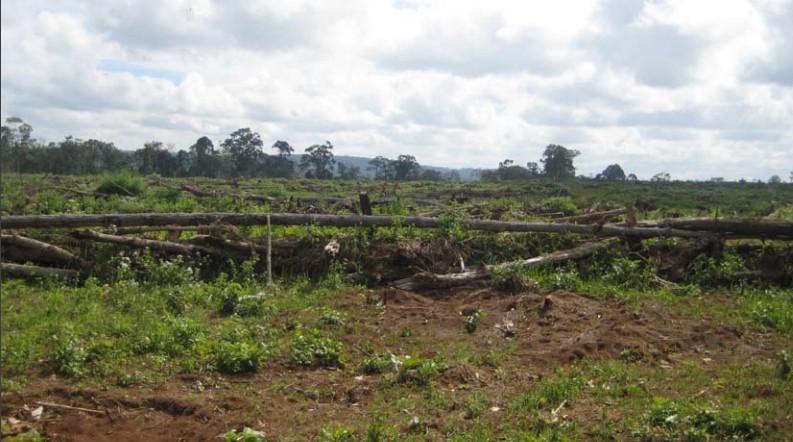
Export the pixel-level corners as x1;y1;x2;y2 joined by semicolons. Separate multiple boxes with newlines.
1;174;792;441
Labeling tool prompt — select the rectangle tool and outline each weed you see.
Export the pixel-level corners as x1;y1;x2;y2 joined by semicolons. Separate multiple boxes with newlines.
223;427;265;442
464;309;483;334
360;353;394;374
318;307;345;325
51;332;87;378
393;356;445;387
464;393;487;420
96;171;146;196
318;426;356;442
290;330;344;368
211;341;266;374
775;350;791;379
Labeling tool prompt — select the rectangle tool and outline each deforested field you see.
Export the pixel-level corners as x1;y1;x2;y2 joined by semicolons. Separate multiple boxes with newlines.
2;174;792;441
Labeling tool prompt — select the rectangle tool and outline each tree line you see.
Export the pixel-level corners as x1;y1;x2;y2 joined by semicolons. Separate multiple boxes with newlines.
2;117;790;183
0;118;460;181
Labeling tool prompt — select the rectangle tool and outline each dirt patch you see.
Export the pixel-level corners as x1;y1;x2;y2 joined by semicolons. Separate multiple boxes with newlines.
2;288;779;441
377;288;763;365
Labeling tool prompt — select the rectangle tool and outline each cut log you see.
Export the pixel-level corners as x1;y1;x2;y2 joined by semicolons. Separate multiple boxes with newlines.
2;212;714;239
636;218;793;239
113;225;235;234
1;263;79;279
70;230;236;258
1;234;88;267
555;208;627;224
392;238;620;291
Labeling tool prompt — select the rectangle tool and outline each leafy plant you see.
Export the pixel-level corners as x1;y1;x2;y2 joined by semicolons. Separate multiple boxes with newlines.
211;341;266;374
223;427;265;442
290;330;344;368
51;332;87;378
96;171;146;196
464;309;483;334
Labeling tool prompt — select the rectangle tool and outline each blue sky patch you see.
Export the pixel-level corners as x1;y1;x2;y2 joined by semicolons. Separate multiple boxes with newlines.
98;60;184;84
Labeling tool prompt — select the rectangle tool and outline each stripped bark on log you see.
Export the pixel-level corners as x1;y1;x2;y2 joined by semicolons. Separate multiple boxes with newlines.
3;212;714;239
392;238;620;290
1;263;79;279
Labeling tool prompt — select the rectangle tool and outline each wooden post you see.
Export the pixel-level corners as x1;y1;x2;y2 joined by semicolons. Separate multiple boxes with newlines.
359;192;372;216
267;214;273;286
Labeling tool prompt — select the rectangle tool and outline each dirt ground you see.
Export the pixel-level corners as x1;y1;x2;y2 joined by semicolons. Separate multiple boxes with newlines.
1;288;783;441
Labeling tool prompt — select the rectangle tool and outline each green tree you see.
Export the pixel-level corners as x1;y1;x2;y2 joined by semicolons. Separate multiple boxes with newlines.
651;172;671;182
368;156;394;180
190;136;219;177
497;159;530;180
136;141;178;176
300;141;336;179
266;140;295;178
221;128;264;177
336;162;361;180
540;144;579;180
393;154;420;181
769;175;782;184
597;164;626;181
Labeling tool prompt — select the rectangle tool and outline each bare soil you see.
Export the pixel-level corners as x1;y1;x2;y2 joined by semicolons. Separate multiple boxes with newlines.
2;288;782;441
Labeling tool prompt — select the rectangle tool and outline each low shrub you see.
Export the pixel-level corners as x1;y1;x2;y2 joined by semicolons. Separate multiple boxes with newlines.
96;171;146;196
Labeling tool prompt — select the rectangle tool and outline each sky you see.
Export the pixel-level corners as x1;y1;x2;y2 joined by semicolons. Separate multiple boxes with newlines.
1;0;792;180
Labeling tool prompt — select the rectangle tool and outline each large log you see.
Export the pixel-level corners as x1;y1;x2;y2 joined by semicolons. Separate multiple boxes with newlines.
1;263;79;279
1;213;713;239
70;230;230;257
637;218;793;239
392;238;620;291
555;208;627;224
1;234;87;267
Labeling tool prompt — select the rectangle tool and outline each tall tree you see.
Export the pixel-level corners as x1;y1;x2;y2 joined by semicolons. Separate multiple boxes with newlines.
266;140;295;178
136;141;179;176
190;136;219;177
221;128;264;177
368;156;394;180
272;140;294;157
541;144;579;180
300;141;336;179
651;172;671;182
597;164;626;181
393;154;421;181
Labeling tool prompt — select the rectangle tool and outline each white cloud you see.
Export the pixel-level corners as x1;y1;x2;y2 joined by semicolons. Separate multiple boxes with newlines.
1;0;792;180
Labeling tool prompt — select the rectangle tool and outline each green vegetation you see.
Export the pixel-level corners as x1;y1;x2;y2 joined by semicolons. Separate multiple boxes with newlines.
1;174;791;440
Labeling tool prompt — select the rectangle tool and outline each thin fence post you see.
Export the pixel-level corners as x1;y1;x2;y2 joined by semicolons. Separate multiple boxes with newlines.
267;214;273;286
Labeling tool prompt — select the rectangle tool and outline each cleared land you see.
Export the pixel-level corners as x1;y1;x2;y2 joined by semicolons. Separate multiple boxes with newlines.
1;174;792;441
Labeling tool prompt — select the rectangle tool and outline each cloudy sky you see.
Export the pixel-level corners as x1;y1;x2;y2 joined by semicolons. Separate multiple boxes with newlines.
1;0;792;180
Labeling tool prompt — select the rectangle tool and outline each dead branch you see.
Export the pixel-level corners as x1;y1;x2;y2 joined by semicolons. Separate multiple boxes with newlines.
36;401;107;416
392;238;620;290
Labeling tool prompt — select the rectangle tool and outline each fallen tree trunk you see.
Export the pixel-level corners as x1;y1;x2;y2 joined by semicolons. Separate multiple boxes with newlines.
113;225;236;235
2;213;714;239
636;218;793;239
1;262;79;279
1;234;88;267
392;238;620;291
71;230;231;257
555;208;627;224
